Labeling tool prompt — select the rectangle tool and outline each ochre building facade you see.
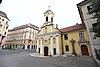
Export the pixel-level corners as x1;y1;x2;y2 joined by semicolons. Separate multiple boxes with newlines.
60;24;91;56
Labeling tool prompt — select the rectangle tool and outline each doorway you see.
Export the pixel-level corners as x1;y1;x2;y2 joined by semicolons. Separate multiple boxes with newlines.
81;45;89;56
53;48;56;55
44;46;48;56
39;48;40;53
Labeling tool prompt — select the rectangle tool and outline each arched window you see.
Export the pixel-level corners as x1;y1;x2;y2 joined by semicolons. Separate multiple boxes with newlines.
46;17;48;22
51;17;53;22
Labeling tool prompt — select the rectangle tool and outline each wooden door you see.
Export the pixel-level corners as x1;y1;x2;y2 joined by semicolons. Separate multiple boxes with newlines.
81;45;89;56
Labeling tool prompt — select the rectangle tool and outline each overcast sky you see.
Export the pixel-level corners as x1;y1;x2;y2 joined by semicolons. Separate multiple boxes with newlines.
0;0;83;29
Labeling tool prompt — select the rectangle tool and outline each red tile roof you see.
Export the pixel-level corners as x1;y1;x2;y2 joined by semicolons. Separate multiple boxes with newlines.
60;23;86;33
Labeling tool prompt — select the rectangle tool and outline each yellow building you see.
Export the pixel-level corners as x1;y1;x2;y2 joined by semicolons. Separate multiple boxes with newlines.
60;23;92;56
36;9;62;56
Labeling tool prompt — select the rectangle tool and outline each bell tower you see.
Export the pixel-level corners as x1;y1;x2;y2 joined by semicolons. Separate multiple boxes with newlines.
44;6;54;24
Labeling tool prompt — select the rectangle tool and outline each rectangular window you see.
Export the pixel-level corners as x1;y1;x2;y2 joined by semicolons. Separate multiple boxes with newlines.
64;34;68;40
79;31;84;38
87;5;94;14
65;45;69;51
92;23;98;27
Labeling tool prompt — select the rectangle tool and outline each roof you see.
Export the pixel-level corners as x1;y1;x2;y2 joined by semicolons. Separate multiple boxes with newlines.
77;0;91;6
60;23;86;33
0;11;9;20
44;9;54;15
10;23;39;31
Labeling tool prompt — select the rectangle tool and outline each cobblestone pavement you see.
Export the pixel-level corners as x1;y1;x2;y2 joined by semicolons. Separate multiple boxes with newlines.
0;49;99;67
0;49;33;56
36;56;99;67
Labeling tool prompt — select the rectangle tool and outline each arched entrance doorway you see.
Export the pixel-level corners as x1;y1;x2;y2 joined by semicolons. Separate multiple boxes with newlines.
44;46;48;56
81;45;89;56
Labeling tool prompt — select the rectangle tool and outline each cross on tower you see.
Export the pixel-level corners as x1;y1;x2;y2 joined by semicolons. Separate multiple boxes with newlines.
48;5;50;10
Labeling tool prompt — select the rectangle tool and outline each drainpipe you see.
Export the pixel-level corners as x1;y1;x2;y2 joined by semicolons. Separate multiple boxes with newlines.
61;33;64;54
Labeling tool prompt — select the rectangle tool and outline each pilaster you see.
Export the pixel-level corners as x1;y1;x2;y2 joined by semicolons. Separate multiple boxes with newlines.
37;38;39;53
40;38;43;54
50;36;53;55
56;35;60;55
25;45;27;49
